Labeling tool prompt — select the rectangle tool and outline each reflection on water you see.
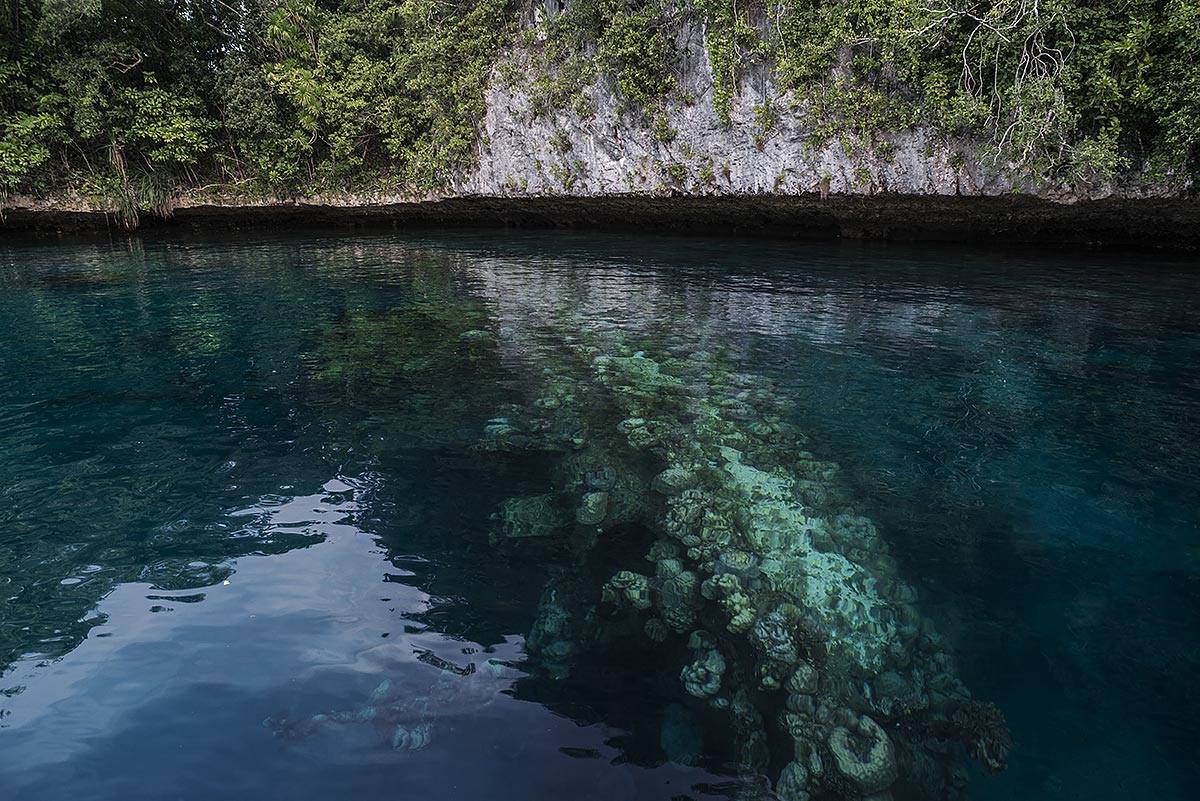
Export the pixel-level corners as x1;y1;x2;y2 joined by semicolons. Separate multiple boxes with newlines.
0;231;1197;801
0;477;717;799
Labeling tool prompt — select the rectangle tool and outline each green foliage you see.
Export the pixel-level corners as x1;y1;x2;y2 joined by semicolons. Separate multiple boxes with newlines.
524;5;598;117
118;79;213;167
596;0;677;104
0;110;62;190
548;157;586;189
695;0;762;125
751;100;778;149
1063;0;1200;179
752;0;1199;179
252;0;517;189
217;57;309;187
651;111;677;143
524;0;676;116
802;80;919;147
1;0;518;202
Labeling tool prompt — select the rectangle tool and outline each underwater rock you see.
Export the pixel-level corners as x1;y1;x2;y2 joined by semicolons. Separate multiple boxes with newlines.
652;467;696;495
828;714;897;794
719;450;897;671
527;585;578;678
776;760;811;801
731;687;770;773
576;491;608;526
830;514;881;552
715;548;758;579
620;419;661;450
655;558;699;632
752;605;801;665
593;354;685;407
557;446;651;527
872;670;926;717
681;648;725;699
662;488;706;536
553;446;619;494
644;617;670;642
602;570;652;610
483;419;517;437
787;664;819;696
586;466;617;491
752;608;806;690
949;699;1013;774
646;539;680;563
497;493;569;539
701;572;756;634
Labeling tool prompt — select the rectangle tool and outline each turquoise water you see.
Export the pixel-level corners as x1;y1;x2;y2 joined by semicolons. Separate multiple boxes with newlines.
0;231;1196;800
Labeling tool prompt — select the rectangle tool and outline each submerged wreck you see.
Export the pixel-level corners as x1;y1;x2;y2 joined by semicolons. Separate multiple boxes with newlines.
480;321;1010;800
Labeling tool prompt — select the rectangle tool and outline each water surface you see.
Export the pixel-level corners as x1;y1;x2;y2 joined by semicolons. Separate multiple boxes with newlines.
0;231;1197;800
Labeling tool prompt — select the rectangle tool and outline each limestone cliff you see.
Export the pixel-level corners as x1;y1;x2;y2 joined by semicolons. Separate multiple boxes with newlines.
467;18;1029;200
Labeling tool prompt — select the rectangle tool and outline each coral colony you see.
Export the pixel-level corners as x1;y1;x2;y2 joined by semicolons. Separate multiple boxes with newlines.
480;340;1010;801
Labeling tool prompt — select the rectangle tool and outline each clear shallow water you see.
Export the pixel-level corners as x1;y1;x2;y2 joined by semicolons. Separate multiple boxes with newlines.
0;231;1196;800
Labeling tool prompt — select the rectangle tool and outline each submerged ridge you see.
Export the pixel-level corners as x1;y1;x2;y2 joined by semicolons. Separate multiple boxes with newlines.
477;298;1009;798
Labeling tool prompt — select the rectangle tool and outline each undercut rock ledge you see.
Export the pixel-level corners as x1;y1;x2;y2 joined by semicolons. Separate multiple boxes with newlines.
3;194;1197;249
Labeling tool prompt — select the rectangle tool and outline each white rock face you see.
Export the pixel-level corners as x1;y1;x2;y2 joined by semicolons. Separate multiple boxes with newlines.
460;19;1035;200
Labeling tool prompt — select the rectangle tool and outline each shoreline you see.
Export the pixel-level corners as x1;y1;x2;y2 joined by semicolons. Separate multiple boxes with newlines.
3;193;1198;249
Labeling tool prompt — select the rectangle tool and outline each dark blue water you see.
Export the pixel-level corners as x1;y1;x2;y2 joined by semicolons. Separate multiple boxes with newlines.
0;231;1196;800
